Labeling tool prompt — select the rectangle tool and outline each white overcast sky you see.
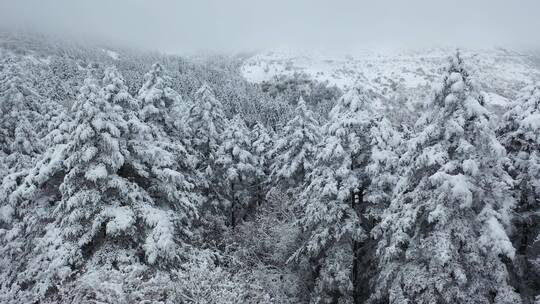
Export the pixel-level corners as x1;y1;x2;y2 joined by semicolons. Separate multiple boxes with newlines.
0;0;538;54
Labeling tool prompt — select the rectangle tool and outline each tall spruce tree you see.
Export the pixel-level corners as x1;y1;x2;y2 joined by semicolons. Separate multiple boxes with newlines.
0;71;198;303
499;83;540;303
358;117;406;303
103;66;139;115
292;87;380;303
216;116;258;227
187;84;227;158
251;121;273;174
270;96;320;190
131;64;201;241
0;55;45;174
365;117;405;222
250;121;273;207
137;63;187;137
187;84;227;214
372;53;520;304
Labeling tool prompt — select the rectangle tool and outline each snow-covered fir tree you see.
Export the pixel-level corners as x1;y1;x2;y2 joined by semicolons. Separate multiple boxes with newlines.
137;62;188;136
187;84;228;216
216;115;258;228
372;52;520;304
358;117;406;303
499;83;540;302
103;66;139;114
130;64;201;243
187;84;227;158
292;87;382;303
250;121;274;206
251;121;273;167
365;117;405;223
270;96;320;190
0;71;198;303
0;55;45;174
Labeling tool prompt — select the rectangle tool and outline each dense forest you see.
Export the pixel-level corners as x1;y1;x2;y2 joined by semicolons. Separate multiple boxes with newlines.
0;33;539;304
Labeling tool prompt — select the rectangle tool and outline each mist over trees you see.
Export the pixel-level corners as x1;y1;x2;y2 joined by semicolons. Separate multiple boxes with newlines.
0;33;539;304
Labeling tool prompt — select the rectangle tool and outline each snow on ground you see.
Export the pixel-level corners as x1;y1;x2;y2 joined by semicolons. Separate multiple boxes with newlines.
104;49;120;60
241;48;540;103
482;92;509;107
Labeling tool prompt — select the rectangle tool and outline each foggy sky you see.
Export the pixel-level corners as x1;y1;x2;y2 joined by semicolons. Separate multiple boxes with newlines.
0;0;538;54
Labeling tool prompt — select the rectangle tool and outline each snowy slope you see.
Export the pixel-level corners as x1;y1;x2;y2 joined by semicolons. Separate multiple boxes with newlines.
241;48;540;107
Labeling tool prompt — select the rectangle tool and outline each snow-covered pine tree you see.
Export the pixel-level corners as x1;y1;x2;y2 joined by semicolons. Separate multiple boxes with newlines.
292;87;380;303
0;55;45;174
270;96;320;190
216;115;258;227
365;117;405;224
0;57;68;300
103;66;139;114
187;84;227;158
0;71;197;303
372;52;520;304
251;122;273;170
251;121;273;207
137;62;188;137
352;116;406;303
101;65;201;300
130;64;201;244
0;58;67;282
187;84;227;213
499;83;540;302
1;73;129;302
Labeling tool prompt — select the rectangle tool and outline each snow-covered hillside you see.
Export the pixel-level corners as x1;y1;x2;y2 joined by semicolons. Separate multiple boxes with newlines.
241;48;540;108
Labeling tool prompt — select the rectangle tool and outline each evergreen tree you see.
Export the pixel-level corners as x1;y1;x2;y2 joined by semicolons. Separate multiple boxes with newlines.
365;117;405;222
270;96;320;190
131;64;201;241
103;66;139;114
187;84;227;158
137;63;187;136
372;53;520;304
0;72;197;303
187;84;228;213
499;83;540;302
292;87;379;303
251;121;274;175
355;117;406;303
251;121;274;207
216;116;258;227
0;55;45;174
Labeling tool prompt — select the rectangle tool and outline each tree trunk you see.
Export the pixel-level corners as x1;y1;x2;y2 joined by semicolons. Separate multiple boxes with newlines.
350;158;362;304
231;182;235;229
310;259;322;295
257;179;263;207
330;291;341;304
351;188;362;304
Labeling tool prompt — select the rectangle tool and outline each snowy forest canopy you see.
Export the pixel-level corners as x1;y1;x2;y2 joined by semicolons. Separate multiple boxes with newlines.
0;33;539;304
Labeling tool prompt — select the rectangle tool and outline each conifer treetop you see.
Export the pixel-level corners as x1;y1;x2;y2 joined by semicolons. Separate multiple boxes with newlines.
373;53;519;304
102;66;138;110
270;96;320;185
502;83;540;146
